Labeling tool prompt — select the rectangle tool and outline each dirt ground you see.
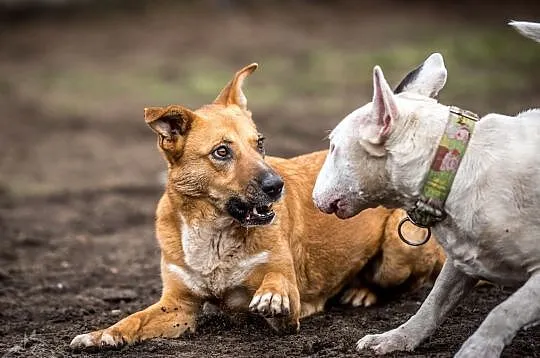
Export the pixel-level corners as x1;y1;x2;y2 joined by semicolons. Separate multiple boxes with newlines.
1;1;540;357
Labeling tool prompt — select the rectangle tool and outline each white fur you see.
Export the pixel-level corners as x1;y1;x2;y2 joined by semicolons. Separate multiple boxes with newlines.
70;330;121;349
70;333;96;348
313;37;540;357
167;215;269;299
249;292;290;316
509;21;540;43
394;53;447;98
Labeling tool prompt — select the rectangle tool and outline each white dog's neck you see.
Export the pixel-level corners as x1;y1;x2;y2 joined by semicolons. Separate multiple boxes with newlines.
387;99;540;235
385;98;451;208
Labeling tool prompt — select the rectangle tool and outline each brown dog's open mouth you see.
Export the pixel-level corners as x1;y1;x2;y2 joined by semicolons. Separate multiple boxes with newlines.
226;198;276;227
245;203;275;226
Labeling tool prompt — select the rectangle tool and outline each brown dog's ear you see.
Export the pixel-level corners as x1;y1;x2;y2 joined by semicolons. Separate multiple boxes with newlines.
144;105;194;138
144;105;195;160
213;63;258;110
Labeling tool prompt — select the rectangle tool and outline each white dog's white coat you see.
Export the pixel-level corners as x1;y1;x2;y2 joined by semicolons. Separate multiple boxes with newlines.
313;22;540;358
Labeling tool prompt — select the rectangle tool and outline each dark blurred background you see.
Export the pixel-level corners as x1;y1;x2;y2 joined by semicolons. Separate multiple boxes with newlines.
1;0;540;195
1;2;539;357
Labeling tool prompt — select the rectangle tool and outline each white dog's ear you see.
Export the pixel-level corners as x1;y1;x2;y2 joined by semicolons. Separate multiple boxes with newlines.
509;21;540;43
369;65;399;144
394;53;447;98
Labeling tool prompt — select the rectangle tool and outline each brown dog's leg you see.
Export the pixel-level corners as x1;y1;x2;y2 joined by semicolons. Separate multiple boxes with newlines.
371;210;445;291
70;294;200;349
70;264;201;350
249;271;301;333
340;279;378;308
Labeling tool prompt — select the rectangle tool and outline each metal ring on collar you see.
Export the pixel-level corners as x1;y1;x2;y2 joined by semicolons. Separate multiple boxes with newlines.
398;217;432;246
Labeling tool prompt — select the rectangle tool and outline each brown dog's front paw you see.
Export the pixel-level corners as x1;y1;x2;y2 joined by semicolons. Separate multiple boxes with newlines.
70;332;100;350
340;287;377;307
250;271;301;332
70;329;126;350
249;291;290;317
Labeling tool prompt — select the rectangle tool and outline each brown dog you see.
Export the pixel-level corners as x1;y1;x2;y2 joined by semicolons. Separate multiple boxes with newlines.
70;63;445;350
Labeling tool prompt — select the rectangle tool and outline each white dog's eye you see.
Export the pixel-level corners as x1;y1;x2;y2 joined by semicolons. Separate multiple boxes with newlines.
330;143;336;154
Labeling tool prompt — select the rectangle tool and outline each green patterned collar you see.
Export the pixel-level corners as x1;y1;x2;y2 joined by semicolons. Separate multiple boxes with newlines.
398;106;480;246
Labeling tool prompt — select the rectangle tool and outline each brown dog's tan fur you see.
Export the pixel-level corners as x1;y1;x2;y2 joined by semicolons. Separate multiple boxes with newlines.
70;64;445;350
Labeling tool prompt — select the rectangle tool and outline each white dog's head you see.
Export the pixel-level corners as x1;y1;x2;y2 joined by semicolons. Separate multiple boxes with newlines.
313;53;448;219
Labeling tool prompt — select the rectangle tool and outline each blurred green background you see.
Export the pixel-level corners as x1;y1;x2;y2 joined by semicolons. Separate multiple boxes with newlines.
1;0;539;196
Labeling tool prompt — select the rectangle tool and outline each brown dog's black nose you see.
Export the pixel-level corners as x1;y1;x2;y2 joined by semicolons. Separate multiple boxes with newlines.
260;172;284;200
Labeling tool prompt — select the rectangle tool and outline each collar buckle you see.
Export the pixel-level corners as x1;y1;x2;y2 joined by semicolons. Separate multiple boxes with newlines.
408;199;447;228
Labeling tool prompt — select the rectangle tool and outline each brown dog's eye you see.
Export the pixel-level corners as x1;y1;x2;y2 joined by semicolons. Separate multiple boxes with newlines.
212;145;231;160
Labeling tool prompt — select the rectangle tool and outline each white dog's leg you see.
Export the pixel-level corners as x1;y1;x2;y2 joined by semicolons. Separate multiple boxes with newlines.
356;260;478;355
455;272;540;358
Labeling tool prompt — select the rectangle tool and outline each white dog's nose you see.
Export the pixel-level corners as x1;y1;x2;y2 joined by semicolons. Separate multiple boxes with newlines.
312;193;340;215
324;198;340;214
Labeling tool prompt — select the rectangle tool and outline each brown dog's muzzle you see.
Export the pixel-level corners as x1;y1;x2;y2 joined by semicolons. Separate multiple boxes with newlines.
257;170;284;201
226;169;284;227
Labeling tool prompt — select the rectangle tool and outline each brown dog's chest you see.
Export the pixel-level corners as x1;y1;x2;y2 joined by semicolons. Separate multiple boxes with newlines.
174;221;269;299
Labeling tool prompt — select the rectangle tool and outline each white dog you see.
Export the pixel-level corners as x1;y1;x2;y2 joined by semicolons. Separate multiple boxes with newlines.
313;21;540;357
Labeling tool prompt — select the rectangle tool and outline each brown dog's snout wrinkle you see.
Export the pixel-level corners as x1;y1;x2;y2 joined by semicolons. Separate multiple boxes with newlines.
258;170;284;201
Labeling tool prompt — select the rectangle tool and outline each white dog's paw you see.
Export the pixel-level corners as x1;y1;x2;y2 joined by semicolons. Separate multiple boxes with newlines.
356;328;417;355
340;287;377;307
70;330;124;350
249;291;290;317
455;337;504;358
